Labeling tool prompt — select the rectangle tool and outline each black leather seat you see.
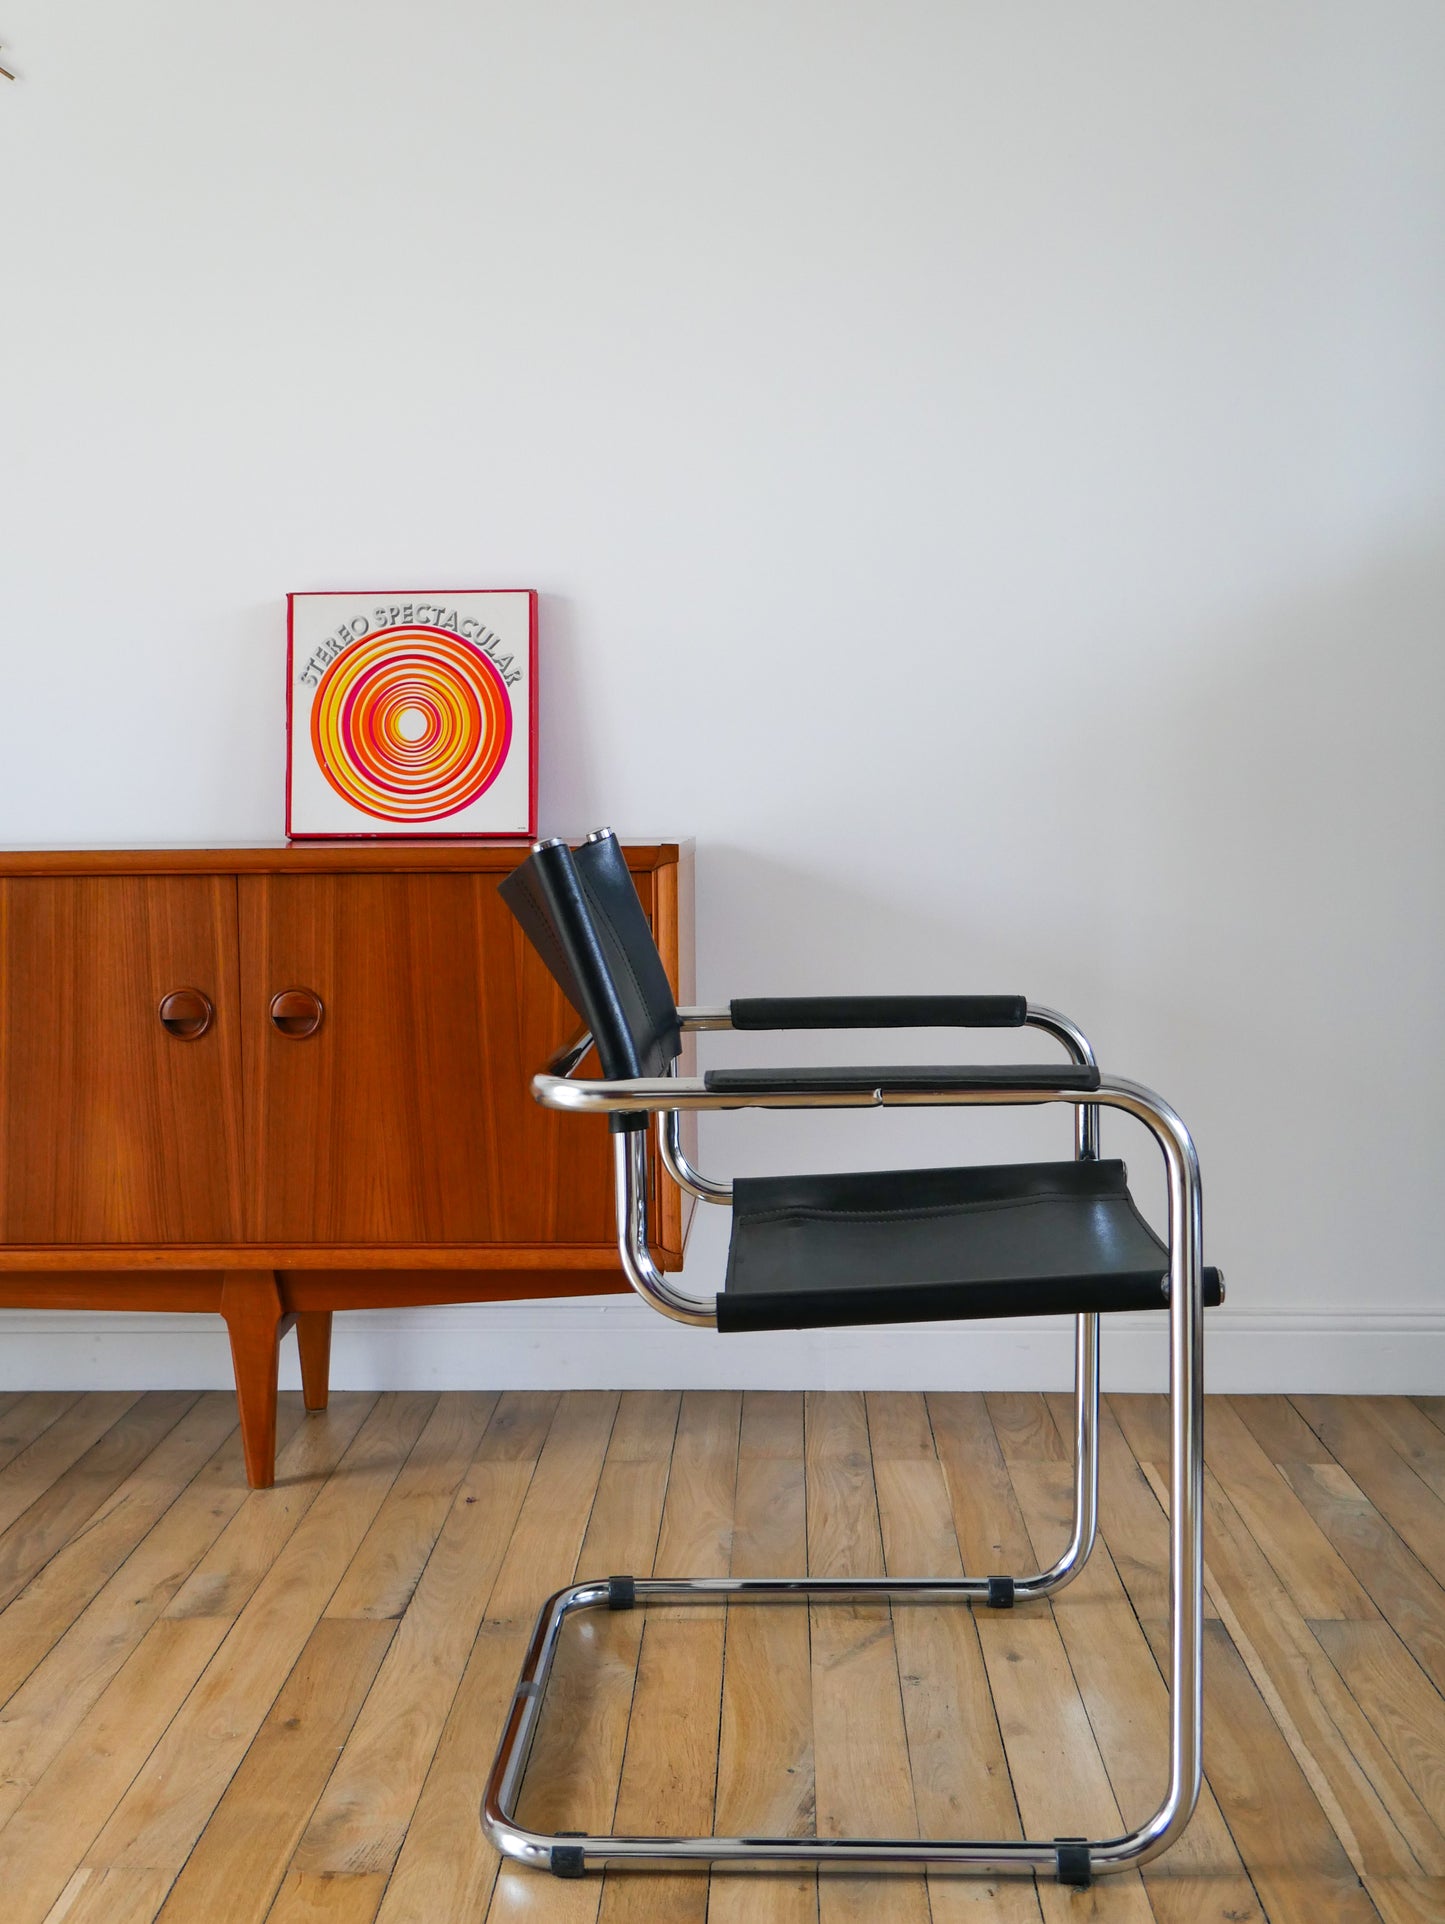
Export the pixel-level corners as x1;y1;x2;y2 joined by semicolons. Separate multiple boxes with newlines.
721;1157;1223;1332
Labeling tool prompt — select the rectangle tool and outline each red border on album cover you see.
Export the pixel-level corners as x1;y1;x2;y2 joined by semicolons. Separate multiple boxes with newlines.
285;589;538;841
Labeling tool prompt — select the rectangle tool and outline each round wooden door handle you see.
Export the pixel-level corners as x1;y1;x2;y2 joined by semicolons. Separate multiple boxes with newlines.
158;988;214;1039
270;988;324;1039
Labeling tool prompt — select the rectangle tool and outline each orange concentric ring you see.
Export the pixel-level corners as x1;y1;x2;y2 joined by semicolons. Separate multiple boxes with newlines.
309;625;513;821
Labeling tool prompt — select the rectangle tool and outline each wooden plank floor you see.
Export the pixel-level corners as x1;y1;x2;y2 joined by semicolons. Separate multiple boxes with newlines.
1;1391;1442;1923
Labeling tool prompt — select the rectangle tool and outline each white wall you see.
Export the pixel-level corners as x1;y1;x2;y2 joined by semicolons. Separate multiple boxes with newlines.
2;2;1442;1392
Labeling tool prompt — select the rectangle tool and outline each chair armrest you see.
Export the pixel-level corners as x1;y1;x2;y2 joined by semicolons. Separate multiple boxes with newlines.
730;995;1027;1030
702;1063;1101;1095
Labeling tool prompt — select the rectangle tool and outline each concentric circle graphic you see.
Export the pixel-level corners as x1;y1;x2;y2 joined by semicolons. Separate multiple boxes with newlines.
310;625;513;822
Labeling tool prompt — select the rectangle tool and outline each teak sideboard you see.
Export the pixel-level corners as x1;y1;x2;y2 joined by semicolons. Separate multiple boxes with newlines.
0;843;692;1484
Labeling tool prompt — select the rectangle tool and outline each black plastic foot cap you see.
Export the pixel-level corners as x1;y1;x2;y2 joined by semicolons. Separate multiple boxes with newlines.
1055;1841;1091;1886
550;1844;586;1878
607;1575;636;1611
987;1574;1015;1610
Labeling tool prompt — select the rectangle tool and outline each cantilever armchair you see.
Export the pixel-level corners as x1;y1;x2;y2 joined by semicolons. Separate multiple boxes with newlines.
483;826;1222;1888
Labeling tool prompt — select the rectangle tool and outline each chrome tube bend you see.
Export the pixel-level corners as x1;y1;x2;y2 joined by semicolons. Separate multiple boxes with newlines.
658;1012;737;1203
1087;1077;1205;1869
1024;1002;1100;1160
614;1130;717;1327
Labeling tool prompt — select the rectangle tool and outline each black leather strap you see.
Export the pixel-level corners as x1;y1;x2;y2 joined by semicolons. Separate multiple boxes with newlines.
704;1063;1101;1096
731;995;1027;1030
498;835;680;1133
572;832;681;1072
499;842;652;1130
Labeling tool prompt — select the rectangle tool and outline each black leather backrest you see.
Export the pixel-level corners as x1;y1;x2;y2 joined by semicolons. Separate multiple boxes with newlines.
499;831;681;1091
572;830;682;1074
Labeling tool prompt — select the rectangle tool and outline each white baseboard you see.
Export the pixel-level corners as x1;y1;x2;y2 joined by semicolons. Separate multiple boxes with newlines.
1;1302;1441;1395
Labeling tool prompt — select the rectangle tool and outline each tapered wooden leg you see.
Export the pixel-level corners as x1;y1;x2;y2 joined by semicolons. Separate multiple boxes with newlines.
295;1311;333;1412
220;1270;292;1489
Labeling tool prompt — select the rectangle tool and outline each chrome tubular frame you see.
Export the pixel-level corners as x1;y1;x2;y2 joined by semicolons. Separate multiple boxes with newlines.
614;1127;716;1328
484;1031;1205;1884
653;1003;1100;1575
1025;1002;1102;1582
659;1007;734;1205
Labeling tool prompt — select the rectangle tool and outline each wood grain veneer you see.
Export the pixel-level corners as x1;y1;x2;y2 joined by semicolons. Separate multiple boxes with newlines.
0;844;691;1485
237;870;624;1246
0;844;680;875
0;876;245;1244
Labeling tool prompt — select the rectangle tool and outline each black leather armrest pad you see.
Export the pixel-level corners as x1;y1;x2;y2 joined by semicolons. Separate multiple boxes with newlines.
703;1063;1101;1095
730;995;1027;1030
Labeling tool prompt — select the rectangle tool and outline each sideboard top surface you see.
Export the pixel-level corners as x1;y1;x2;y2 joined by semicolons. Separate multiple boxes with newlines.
0;842;681;877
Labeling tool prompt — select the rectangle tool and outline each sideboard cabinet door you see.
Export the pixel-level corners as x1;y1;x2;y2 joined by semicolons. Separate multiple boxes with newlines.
238;873;626;1246
0;877;245;1243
